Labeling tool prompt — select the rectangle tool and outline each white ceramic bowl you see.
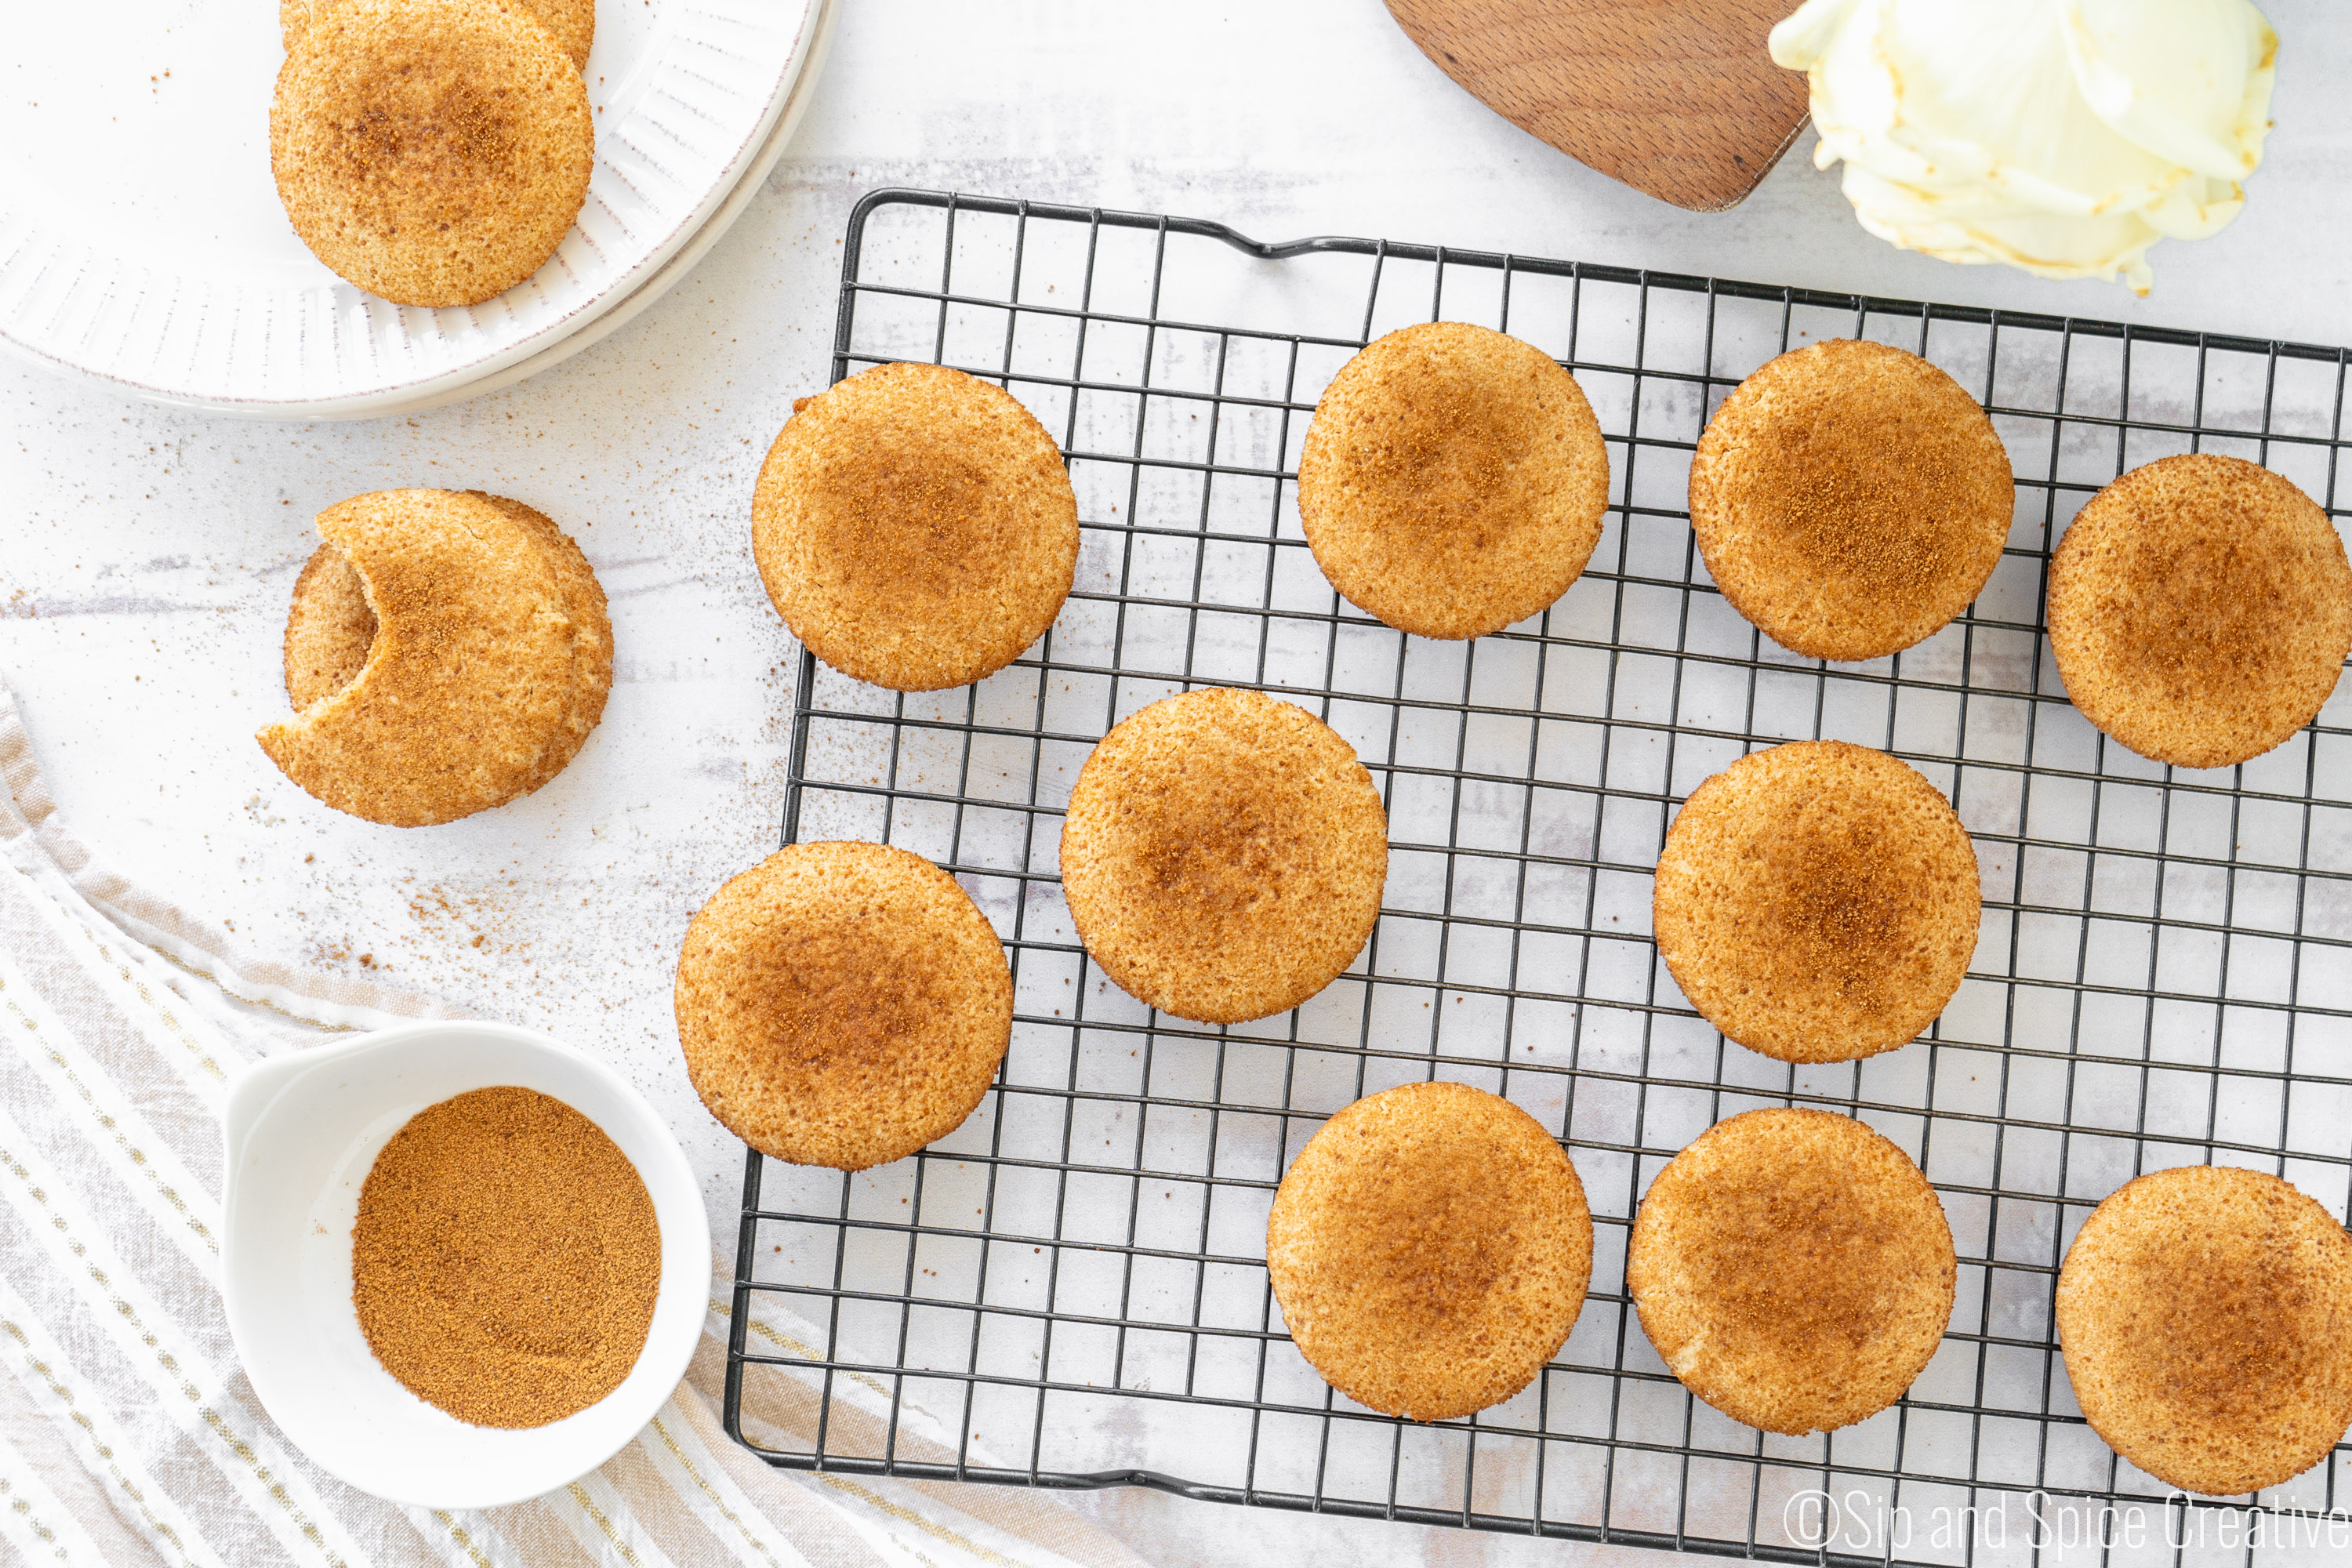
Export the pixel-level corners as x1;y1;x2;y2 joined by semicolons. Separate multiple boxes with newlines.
220;1021;709;1509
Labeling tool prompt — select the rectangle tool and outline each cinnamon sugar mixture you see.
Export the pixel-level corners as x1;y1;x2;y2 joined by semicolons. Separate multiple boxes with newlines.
352;1086;660;1428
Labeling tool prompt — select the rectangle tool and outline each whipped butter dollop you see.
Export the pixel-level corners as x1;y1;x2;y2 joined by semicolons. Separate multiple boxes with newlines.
1769;0;2278;293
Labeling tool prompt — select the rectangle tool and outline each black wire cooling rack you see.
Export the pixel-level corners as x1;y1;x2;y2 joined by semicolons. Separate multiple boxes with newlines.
724;188;2352;1566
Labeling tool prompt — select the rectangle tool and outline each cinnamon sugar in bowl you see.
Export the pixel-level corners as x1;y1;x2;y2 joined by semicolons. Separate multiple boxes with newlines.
221;1022;708;1508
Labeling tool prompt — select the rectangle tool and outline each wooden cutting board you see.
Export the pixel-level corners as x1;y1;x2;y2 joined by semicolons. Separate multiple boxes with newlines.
1387;0;1810;212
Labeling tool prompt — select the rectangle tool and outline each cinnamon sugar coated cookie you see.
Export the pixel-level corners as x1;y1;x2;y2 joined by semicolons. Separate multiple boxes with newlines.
284;493;611;797
1266;1081;1592;1421
1690;339;2013;662
673;842;1013;1171
2048;454;2352;769
1653;740;1979;1063
259;489;611;827
270;0;593;307
1298;321;1612;640
1627;1109;1955;1436
281;0;595;69
751;362;1080;691
2056;1166;2352;1497
1058;688;1388;1024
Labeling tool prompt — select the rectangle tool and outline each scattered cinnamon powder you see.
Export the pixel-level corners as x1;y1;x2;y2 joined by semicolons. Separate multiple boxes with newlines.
352;1086;660;1428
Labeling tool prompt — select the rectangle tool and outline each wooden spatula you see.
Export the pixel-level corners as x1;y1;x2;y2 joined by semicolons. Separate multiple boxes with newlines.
1386;0;1810;212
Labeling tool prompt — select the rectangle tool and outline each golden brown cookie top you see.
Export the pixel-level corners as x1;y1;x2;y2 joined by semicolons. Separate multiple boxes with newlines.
281;492;610;800
1265;1080;1592;1421
751;361;1080;692
1690;339;2014;662
2056;1164;2352;1497
1627;1108;1955;1436
1298;321;1612;640
2048;453;2352;770
477;493;613;796
673;841;1014;1171
257;488;597;826
270;0;593;307
1653;739;1980;1063
1058;688;1388;1025
281;0;594;69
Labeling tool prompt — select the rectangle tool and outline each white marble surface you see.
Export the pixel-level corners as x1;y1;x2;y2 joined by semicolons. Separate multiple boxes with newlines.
6;3;2350;1562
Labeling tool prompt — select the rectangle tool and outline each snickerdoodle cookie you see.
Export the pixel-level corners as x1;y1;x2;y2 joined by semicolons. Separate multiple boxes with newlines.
1653;740;1980;1063
1298;321;1612;640
1266;1081;1592;1421
751;361;1080;691
1627;1108;1955;1436
1690;339;2013;662
2056;1165;2352;1497
674;841;1014;1171
2048;454;2352;770
281;0;594;69
1058;688;1388;1024
270;0;593;307
260;488;612;826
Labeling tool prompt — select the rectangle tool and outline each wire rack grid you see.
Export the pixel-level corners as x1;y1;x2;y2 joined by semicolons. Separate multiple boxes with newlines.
723;188;2352;1567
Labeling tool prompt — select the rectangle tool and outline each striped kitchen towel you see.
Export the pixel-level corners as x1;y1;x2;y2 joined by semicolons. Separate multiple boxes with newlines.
0;677;1156;1568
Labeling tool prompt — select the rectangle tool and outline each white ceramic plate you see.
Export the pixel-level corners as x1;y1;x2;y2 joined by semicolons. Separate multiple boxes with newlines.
220;1022;711;1510
0;0;826;418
